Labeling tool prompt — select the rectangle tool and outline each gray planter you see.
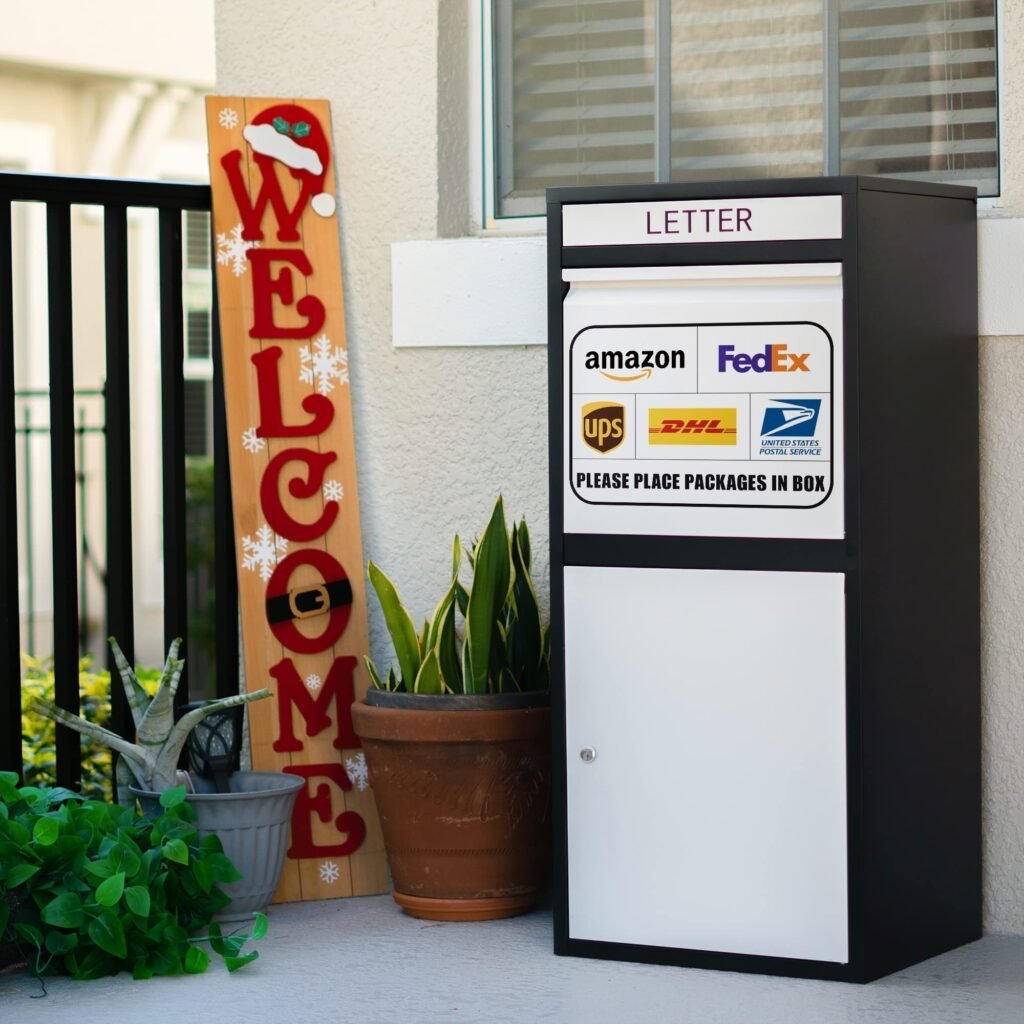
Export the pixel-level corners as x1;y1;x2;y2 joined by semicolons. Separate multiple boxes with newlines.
132;770;303;923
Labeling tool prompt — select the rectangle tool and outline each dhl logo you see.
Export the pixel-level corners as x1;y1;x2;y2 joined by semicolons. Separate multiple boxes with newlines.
648;408;737;446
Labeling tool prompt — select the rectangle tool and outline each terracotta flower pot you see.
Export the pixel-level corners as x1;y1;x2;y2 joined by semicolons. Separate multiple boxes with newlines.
351;691;551;921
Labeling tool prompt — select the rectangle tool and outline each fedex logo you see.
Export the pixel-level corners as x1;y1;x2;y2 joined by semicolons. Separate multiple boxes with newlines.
717;344;810;373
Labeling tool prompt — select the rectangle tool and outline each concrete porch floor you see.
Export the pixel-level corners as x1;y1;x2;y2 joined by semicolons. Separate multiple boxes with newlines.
1;895;1021;1024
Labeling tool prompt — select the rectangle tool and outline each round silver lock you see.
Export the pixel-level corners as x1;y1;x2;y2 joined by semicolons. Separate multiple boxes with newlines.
579;746;597;763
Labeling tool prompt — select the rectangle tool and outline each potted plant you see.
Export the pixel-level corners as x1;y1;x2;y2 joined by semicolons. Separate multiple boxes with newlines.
352;496;551;922
0;774;267;979
29;638;302;923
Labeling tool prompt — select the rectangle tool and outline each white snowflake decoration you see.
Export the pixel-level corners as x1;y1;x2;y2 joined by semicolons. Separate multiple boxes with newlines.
319;860;341;885
218;107;239;130
305;673;322;692
216;223;259;277
299;334;349;396
241;427;265;454
345;753;369;792
322;479;344;502
241;524;287;582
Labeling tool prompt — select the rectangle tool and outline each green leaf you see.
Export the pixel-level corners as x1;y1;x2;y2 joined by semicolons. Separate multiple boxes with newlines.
42;891;85;929
367;561;421;688
272;116;290;134
5;819;30;847
88;910;127;959
184;945;210;974
225;951;259;972
435;599;461;694
251;911;269;940
125;885;151;918
162;838;189;866
517;519;532;571
193;856;214;894
33;816;59;846
291;121;310;138
132;962;155;980
510;521;542;688
5;862;40;887
207;852;243;883
13;922;43;949
159;786;187;809
363;657;386;691
95;871;125;907
413;648;442;694
45;930;78;955
464;496;513;693
84;859;114;880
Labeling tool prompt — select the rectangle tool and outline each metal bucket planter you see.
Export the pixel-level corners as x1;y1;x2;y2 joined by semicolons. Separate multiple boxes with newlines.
132;770;303;923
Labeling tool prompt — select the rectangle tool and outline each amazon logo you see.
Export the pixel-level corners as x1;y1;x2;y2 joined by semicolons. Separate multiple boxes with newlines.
583;347;686;383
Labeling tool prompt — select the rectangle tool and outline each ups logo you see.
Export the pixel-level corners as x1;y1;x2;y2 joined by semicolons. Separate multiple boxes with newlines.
582;402;625;454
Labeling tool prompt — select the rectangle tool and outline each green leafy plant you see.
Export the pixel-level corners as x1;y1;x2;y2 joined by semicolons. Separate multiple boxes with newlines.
0;776;266;979
365;496;549;694
20;656;162;800
28;638;271;806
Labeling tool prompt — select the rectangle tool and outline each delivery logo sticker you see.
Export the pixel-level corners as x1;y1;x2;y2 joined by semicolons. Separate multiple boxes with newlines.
760;398;821;437
582;402;626;454
648;408;737;446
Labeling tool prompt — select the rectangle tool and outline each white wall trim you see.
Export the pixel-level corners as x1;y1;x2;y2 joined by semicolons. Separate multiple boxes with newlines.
391;218;1024;349
392;236;546;347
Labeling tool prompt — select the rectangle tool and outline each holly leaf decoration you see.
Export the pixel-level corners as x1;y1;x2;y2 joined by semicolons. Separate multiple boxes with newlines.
272;116;290;135
291;122;311;139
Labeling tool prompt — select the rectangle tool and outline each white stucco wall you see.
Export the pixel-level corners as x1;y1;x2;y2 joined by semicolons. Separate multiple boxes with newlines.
216;0;1024;935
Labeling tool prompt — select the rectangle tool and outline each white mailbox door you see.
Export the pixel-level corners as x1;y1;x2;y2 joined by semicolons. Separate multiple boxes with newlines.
564;565;849;963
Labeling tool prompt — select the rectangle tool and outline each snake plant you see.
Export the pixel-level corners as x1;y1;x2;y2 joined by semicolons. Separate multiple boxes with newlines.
365;496;549;694
29;638;271;806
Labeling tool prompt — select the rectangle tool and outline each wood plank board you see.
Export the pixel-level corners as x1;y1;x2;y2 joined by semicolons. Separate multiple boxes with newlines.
206;96;387;902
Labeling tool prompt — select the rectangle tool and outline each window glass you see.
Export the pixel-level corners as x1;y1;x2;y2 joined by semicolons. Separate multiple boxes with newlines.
492;0;998;216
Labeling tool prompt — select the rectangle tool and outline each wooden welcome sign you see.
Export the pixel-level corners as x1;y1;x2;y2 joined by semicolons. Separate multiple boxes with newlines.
205;97;386;902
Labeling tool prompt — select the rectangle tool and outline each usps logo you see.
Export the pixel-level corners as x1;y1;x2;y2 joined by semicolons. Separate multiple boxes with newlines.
760;399;821;438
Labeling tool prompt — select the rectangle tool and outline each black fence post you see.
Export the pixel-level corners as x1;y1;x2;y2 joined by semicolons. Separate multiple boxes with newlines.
159;208;189;707
0;200;22;778
46;201;81;791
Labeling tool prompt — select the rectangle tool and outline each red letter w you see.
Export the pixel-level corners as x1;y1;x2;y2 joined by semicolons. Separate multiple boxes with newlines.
220;149;311;242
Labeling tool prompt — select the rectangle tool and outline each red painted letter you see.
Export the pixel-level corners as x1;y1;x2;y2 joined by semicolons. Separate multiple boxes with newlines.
271;656;360;753
252;347;334;437
260;448;339;542
265;548;352;653
220;149;312;242
284;763;366;858
248;248;325;339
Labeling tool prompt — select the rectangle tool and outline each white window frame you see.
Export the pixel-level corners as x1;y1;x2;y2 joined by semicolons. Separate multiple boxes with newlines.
471;0;1004;229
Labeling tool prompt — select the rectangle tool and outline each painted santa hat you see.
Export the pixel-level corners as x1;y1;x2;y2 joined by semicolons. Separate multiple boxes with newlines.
242;104;336;217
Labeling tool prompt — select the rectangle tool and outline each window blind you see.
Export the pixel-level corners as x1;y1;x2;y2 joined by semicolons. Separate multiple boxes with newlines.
838;0;998;193
495;0;657;215
493;0;997;216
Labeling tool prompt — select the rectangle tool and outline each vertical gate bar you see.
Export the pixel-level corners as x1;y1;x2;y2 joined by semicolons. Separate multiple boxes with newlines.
103;204;134;748
47;201;81;790
211;269;239;699
0;201;23;776
823;0;841;175
653;0;673;182
159;207;188;705
24;406;34;661
77;407;87;654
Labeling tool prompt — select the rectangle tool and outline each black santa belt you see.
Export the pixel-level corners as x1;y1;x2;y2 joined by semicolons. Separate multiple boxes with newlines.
266;579;353;624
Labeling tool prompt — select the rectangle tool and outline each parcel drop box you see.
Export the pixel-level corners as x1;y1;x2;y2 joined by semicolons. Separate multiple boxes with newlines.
547;178;980;982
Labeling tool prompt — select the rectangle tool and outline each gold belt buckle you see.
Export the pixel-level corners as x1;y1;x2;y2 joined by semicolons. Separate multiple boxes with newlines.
288;583;329;620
